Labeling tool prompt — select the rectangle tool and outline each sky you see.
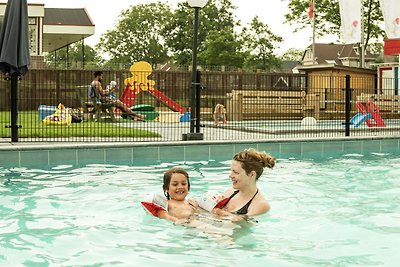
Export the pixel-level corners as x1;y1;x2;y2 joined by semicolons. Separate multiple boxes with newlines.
26;0;336;55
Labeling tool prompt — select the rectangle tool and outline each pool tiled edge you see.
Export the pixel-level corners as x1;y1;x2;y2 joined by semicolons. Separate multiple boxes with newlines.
0;137;399;168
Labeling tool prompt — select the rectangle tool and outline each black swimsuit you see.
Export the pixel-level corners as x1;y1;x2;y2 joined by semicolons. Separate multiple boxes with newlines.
222;189;259;215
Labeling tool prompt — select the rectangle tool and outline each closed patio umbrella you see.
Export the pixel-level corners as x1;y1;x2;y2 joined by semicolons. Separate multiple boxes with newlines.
0;0;30;142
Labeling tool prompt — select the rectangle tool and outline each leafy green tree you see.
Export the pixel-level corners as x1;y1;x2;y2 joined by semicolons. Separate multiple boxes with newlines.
281;48;304;61
163;0;240;66
44;42;101;68
198;28;244;67
241;16;283;71
96;2;172;66
284;0;384;48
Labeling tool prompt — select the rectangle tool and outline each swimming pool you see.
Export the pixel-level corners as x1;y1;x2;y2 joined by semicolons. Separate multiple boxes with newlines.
223;119;400;136
1;142;399;266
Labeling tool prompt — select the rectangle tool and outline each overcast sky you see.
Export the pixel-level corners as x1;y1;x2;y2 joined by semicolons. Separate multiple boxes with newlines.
23;0;336;55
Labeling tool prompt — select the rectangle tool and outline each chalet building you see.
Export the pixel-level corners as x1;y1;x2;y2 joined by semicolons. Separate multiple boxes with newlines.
0;3;94;68
302;43;376;69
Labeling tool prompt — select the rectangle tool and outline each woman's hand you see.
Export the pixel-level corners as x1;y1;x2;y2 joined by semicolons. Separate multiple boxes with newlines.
173;217;191;225
211;207;231;216
211;208;247;222
187;199;198;210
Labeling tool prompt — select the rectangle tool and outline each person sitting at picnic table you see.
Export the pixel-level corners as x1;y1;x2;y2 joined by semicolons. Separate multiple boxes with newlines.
91;71;144;121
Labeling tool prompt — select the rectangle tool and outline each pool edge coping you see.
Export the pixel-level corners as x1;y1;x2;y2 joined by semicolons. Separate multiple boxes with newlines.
1;135;399;151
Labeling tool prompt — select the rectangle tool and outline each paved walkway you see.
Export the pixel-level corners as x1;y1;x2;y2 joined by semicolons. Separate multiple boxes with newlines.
1;121;399;150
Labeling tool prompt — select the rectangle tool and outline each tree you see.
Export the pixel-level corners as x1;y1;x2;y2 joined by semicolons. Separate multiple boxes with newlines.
241;16;283;71
284;0;384;49
281;48;304;61
198;28;244;67
96;2;172;67
163;0;240;66
44;42;101;68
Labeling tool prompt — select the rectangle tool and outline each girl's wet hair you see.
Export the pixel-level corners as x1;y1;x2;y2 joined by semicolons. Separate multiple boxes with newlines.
162;167;190;199
233;148;275;180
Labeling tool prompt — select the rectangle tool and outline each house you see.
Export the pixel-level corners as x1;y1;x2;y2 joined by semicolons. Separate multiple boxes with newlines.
302;43;376;69
0;3;95;68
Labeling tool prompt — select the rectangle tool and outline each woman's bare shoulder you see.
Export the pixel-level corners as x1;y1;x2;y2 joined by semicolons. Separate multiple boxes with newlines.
247;193;270;216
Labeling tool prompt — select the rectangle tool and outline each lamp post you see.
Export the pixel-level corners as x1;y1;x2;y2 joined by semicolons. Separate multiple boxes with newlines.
183;0;207;141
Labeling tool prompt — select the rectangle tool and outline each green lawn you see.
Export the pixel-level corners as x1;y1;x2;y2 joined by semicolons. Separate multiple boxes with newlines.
0;111;160;138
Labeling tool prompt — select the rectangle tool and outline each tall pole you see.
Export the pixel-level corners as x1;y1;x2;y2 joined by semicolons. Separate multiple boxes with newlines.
190;7;200;134
195;70;201;133
312;0;316;64
360;0;365;68
345;75;351;136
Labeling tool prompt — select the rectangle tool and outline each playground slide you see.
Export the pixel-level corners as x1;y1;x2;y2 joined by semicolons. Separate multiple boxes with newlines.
354;101;386;128
120;84;186;114
365;101;386;127
147;88;186;114
350;112;373;127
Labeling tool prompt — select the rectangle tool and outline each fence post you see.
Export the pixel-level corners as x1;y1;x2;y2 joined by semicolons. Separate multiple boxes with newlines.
345;75;351;136
195;70;201;133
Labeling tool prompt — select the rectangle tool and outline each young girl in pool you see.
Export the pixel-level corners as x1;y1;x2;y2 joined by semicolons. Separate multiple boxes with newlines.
157;167;198;223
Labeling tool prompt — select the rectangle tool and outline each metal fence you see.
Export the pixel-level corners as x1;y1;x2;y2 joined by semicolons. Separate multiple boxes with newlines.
1;68;399;142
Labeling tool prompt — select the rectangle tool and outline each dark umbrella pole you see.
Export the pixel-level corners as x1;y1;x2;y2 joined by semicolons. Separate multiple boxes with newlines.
10;73;20;142
0;0;30;142
4;73;21;142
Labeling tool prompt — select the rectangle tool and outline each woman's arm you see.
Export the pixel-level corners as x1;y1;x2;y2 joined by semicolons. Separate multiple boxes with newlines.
246;201;270;217
211;208;248;222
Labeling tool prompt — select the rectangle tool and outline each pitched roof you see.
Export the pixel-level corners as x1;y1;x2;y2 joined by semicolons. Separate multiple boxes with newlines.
304;43;376;65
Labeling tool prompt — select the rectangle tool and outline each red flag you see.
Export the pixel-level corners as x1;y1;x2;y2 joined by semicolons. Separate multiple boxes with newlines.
308;0;314;19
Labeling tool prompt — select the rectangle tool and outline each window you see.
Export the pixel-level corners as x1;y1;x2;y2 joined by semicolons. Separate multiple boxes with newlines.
28;18;37;55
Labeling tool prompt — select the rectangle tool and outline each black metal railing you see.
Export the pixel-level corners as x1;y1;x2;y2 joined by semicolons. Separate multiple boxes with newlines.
1;68;399;142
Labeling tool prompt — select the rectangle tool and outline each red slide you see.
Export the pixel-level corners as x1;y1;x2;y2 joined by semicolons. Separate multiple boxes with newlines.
355;101;386;127
120;84;186;114
365;101;386;127
120;84;138;108
147;87;186;114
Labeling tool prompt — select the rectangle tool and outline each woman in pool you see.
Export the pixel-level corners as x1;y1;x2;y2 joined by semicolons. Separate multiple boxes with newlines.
213;148;275;218
157;167;198;223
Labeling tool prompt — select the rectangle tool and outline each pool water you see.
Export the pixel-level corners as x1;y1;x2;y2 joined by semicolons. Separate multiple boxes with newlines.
228;119;400;132
1;153;399;266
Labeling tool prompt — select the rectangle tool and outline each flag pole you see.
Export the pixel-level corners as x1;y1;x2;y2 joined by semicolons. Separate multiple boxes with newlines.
311;0;316;64
360;0;365;68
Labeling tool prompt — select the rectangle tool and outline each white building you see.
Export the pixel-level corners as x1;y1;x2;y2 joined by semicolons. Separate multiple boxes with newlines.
0;2;95;68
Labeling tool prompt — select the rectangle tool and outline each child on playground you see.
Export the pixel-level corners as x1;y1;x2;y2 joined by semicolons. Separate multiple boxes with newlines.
214;103;227;126
105;81;117;99
157;167;198;223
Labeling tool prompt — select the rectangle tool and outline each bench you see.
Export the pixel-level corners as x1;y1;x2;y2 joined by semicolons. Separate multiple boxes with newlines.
75;85;116;122
356;93;400;113
226;90;320;120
